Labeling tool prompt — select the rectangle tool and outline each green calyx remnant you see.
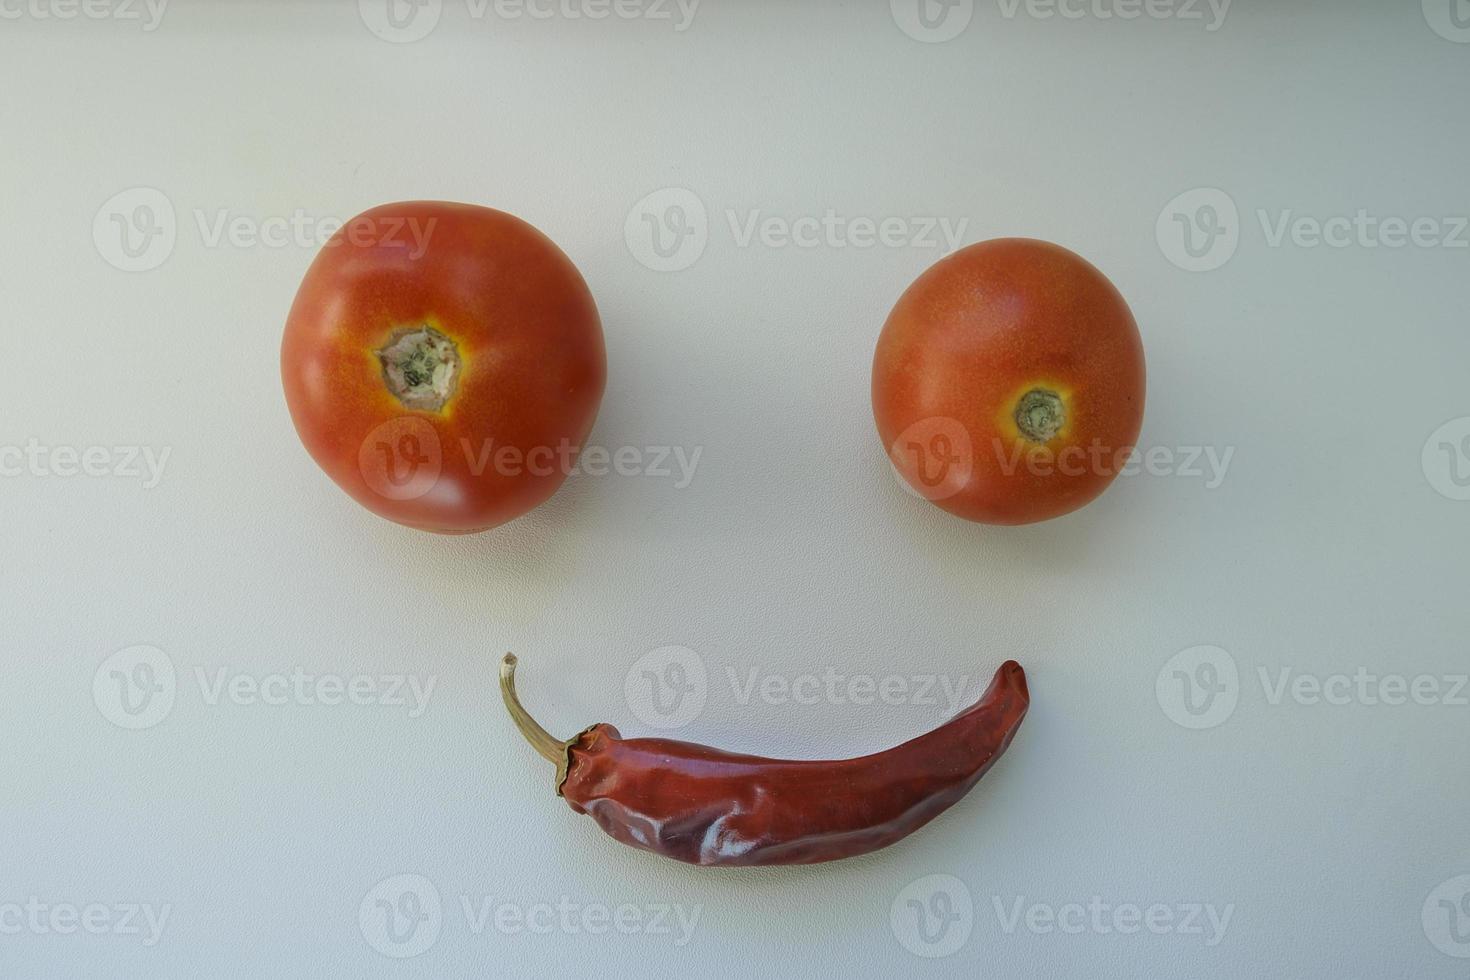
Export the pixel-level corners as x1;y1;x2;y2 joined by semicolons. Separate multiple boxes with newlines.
1014;388;1065;443
377;325;460;412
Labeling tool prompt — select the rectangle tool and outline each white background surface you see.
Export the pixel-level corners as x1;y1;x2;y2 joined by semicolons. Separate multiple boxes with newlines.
3;1;1469;976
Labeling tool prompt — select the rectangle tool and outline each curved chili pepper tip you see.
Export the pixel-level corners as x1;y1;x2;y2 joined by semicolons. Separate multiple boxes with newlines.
998;660;1027;699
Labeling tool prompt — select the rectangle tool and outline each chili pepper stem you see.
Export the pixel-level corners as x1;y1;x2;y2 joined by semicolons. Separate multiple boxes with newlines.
499;653;575;790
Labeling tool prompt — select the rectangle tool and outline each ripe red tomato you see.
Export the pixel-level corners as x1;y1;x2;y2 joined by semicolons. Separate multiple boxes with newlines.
872;238;1145;525
281;201;605;534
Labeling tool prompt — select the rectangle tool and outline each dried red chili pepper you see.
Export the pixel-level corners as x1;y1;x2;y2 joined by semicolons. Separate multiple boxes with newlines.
499;653;1028;866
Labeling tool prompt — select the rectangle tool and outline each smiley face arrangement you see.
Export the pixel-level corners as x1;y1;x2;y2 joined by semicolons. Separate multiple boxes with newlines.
283;210;1148;865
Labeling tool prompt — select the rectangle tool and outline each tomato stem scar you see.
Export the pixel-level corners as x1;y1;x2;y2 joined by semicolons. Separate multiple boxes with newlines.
377;325;460;412
1014;388;1065;443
